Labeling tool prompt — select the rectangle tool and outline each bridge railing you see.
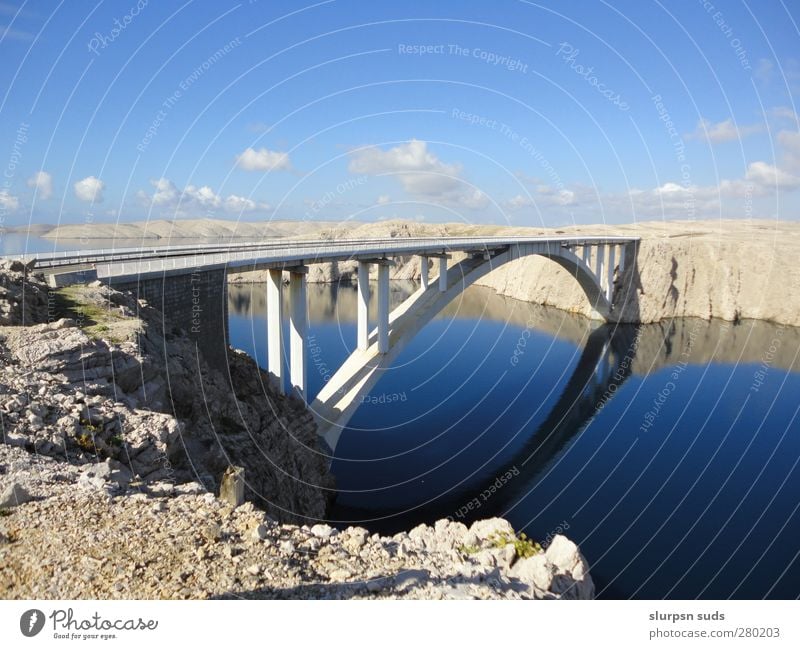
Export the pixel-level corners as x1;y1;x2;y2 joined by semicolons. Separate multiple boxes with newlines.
9;235;640;273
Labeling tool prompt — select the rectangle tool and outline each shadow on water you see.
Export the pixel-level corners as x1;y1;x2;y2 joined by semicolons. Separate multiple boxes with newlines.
328;321;641;533
228;280;800;599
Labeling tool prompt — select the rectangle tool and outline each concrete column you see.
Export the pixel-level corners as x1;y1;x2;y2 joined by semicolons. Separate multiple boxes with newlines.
594;244;606;292
420;256;429;290
289;268;307;401
357;261;370;351
438;256;447;292
582;244;590;265
377;263;390;353
267;268;284;394
606;245;616;302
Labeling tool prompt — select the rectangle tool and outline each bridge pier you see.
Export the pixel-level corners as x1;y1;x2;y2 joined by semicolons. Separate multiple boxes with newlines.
420;256;429;290
265;267;308;398
438;256;447;292
377;262;390;353
357;261;370;351
606;245;616;302
267;269;284;394
594;244;606;297
289;267;308;402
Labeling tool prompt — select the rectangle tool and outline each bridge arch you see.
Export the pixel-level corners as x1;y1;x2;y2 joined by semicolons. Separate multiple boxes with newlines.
311;240;626;452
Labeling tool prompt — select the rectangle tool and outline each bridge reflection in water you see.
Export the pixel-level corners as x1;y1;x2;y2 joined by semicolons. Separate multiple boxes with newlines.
229;281;640;523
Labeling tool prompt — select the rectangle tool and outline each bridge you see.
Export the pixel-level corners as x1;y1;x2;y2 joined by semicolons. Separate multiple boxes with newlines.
12;235;639;451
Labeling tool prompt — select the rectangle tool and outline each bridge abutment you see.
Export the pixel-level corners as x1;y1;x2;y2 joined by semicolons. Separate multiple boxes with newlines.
110;268;230;371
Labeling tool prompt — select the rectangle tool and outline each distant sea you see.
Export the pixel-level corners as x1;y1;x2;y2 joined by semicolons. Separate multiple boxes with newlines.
0;232;240;257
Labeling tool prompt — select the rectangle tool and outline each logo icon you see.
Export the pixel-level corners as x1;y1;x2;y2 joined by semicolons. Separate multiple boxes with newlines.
20;609;45;637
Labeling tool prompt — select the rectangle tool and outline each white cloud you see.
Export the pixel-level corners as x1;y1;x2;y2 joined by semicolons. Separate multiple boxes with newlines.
139;177;270;214
755;58;774;85
73;176;105;202
224;194;259;212
348;139;487;209
770;106;799;123
744;161;800;189
187;184;221;208
26;171;52;199
0;190;19;212
149;177;179;206
686;118;763;143
0;24;34;41
376;194;391;205
235;147;291;172
777;129;800;171
504;194;533;211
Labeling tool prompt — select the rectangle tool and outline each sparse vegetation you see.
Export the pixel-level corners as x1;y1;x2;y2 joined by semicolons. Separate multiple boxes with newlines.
456;543;480;555
488;531;543;559
53;286;133;342
74;432;96;453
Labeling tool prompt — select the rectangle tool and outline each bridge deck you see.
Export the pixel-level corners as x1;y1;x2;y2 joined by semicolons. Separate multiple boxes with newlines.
9;235;639;282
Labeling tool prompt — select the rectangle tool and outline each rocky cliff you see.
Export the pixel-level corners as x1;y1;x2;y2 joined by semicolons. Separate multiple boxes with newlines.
0;260;333;522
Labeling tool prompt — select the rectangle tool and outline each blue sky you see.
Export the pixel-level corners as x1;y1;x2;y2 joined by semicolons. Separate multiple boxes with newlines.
0;0;799;228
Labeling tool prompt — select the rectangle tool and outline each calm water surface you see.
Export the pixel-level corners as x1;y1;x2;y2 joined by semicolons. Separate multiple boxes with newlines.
230;281;800;600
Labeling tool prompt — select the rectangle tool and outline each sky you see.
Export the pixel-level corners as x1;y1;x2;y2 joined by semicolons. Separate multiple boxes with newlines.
0;0;799;230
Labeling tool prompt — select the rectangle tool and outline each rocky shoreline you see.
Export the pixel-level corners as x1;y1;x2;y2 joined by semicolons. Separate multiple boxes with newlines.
0;261;594;600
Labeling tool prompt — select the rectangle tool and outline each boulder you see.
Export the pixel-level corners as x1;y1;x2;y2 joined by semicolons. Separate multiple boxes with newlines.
545;535;595;599
468;517;515;542
219;465;245;507
509;552;554;592
0;482;32;508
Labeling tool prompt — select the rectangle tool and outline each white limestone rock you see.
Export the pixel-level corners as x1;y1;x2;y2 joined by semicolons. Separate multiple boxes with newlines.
0;482;32;508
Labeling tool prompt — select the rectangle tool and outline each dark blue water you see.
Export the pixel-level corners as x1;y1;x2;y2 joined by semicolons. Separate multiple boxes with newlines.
229;281;800;599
